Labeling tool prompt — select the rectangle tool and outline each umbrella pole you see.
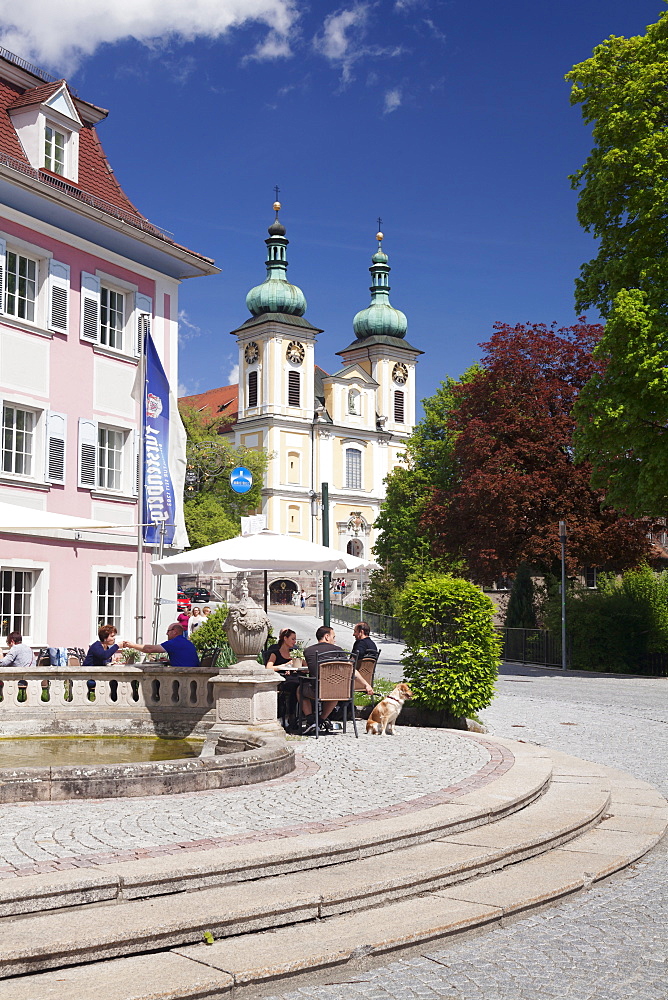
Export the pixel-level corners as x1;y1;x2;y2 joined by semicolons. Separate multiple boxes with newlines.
264;570;268;613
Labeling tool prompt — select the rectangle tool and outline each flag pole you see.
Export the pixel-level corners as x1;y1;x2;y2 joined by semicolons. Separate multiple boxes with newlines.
135;316;149;644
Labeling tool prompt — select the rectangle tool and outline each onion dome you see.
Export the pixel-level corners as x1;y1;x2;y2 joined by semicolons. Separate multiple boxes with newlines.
352;230;407;340
246;201;307;317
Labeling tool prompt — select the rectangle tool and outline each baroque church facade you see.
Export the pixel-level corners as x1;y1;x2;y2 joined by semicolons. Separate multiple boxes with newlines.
182;203;422;561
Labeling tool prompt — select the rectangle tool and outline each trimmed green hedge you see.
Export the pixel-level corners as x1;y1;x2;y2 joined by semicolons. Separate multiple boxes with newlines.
398;575;500;718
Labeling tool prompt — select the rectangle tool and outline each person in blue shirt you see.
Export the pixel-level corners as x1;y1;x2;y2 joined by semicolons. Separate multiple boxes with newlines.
123;623;200;667
83;625;120;666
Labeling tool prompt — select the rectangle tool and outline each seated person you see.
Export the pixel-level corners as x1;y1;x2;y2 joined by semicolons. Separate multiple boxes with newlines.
83;624;120;666
302;626;373;734
352;621;378;658
123;623;200;667
0;631;34;669
264;628;302;670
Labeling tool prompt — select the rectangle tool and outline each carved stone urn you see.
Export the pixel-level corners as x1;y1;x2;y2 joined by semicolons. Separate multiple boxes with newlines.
211;586;283;737
223;598;269;662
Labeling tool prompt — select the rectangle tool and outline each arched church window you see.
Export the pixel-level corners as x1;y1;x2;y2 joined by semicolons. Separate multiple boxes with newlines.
347;538;364;558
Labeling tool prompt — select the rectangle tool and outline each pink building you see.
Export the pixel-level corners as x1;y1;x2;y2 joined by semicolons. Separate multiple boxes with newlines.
0;50;217;649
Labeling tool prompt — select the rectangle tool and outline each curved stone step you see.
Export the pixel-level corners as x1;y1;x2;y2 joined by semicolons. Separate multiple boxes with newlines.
0;766;612;980
0;738;552;919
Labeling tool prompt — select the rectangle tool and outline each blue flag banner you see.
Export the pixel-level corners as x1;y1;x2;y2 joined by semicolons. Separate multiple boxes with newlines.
143;333;178;545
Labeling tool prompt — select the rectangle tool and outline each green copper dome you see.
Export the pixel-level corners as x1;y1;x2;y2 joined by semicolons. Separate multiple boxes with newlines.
353;231;407;340
246;202;307;318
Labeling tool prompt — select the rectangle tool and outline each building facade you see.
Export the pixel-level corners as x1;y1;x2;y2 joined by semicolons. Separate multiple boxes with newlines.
0;50;216;647
182;203;421;561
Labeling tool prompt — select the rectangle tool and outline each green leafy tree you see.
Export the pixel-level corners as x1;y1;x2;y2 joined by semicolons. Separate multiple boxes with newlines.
567;13;668;512
398;575;500;718
566;12;668;319
544;565;668;672
178;402;268;547
372;372;477;593
573;290;668;515
504;562;537;629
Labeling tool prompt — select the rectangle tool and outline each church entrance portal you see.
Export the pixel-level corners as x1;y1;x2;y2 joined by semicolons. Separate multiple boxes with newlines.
269;579;298;606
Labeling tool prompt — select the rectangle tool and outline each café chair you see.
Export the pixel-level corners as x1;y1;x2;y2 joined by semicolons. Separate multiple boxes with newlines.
299;650;358;739
199;647;222;670
354;650;380;692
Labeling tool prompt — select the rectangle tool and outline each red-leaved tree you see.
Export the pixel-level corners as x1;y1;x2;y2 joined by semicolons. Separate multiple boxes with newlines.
422;321;651;583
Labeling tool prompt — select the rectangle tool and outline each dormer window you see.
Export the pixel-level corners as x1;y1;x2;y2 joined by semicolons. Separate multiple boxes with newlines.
9;81;82;184
44;125;66;175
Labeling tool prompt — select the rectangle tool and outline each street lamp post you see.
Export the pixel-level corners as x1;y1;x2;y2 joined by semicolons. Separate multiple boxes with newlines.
559;520;567;670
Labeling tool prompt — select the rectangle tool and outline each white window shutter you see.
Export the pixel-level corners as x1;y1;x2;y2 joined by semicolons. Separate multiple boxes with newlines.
0;237;6;315
78;417;97;488
46;411;67;484
135;293;152;357
48;260;70;333
133;428;140;497
79;272;100;342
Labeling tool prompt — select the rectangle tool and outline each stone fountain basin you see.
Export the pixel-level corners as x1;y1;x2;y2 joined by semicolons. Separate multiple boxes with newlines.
0;729;294;803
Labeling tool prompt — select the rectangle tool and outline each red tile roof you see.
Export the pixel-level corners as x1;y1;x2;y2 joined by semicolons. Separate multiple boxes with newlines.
180;384;240;433
6;79;64;111
0;74;152;225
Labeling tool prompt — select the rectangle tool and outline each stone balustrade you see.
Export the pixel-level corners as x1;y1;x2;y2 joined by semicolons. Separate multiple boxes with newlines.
0;664;219;736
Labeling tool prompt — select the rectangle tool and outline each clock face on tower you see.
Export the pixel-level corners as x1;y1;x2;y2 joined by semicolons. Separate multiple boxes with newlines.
244;342;259;364
286;341;305;364
392;362;408;385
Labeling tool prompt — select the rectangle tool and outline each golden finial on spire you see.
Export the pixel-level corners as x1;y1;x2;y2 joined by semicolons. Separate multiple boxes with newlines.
273;185;281;214
376;217;383;243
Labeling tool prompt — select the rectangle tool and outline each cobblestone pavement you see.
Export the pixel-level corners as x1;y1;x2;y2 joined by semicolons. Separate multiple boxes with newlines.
262;666;668;1000
0;729;489;868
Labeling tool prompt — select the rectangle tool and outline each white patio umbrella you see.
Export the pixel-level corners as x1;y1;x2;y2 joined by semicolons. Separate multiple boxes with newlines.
0;500;123;531
151;530;371;576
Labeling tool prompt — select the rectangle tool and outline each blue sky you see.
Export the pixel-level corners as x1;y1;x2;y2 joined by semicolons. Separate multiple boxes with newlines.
2;0;664;409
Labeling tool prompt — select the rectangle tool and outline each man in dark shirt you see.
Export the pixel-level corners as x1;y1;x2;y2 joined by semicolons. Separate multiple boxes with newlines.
352;622;378;659
123;623;200;667
302;626;373;734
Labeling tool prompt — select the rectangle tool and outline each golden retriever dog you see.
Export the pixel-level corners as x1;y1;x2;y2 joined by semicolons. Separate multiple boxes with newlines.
366;683;412;735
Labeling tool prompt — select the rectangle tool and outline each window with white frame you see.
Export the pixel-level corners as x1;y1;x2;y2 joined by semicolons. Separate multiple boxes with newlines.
2;404;35;476
345;448;362;490
44;125;66;175
585;567;597;589
0;568;33;639
97;575;125;631
5;250;37;322
79;273;150;358
97;426;125;491
0;238;70;334
100;286;125;349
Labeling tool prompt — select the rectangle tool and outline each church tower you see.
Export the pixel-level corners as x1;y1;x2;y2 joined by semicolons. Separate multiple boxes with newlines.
337;229;422;440
231;201;322;539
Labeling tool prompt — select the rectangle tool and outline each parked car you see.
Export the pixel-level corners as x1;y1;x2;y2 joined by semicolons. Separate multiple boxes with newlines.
177;591;192;612
183;588;211;603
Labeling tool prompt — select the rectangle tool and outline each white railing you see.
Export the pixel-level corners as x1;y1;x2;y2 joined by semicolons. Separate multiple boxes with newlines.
0;664;218;718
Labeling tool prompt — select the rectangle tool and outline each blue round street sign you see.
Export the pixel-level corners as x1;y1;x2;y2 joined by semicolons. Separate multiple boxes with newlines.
230;466;253;494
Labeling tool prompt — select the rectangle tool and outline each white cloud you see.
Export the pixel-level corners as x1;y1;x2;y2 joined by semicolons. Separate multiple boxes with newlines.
178;309;201;345
0;0;299;73
227;362;240;385
383;86;402;114
313;4;404;84
314;5;369;62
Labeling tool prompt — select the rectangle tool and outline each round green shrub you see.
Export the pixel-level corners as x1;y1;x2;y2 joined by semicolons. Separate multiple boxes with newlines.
190;606;236;668
398;575;501;717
